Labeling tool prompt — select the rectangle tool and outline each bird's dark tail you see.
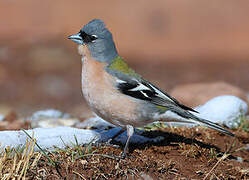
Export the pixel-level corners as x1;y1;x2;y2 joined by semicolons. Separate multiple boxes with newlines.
191;115;235;137
172;109;235;137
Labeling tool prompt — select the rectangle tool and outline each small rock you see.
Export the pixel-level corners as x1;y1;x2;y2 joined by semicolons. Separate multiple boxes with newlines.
195;170;204;175
235;157;243;163
80;159;88;165
170;82;248;107
28;109;79;128
30;109;71;120
138;172;155;180
194;95;248;129
244;144;249;151
32;118;79;128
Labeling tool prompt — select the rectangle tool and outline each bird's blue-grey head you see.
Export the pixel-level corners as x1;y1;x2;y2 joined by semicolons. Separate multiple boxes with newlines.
68;19;118;63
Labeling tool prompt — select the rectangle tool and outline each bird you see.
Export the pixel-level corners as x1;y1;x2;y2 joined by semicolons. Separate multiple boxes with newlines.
68;19;234;158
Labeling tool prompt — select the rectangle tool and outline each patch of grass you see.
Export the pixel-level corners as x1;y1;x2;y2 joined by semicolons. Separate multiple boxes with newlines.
22;129;56;167
208;148;219;159
237;115;249;132
0;133;39;179
53;135;98;163
179;143;202;158
0;130;102;179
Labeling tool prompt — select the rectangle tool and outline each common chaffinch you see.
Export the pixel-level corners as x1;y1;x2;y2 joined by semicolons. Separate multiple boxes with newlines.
68;19;234;158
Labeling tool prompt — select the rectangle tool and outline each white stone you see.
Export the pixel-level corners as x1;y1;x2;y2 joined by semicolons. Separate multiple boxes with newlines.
156;95;248;129
29;109;71;120
194;95;248;129
28;109;77;128
32;118;79;128
0;127;100;151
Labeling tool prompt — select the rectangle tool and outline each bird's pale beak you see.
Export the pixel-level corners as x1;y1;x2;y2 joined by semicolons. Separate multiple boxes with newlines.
68;33;84;45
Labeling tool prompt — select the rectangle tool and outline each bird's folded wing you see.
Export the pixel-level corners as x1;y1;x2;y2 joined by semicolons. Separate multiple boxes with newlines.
108;69;197;113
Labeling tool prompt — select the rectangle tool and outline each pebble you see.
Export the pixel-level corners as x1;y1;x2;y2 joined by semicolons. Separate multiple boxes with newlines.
28;109;79;128
194;95;248;129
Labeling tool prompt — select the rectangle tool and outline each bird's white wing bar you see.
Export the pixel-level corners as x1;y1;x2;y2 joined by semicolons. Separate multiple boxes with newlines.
140;91;149;98
116;79;127;84
128;82;151;92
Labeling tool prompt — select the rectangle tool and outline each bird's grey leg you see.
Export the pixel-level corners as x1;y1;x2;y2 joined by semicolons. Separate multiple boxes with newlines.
121;125;134;159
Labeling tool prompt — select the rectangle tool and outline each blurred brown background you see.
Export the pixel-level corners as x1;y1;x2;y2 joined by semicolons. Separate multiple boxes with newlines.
0;0;249;116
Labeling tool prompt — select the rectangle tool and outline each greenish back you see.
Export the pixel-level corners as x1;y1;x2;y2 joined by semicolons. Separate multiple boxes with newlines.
107;56;139;77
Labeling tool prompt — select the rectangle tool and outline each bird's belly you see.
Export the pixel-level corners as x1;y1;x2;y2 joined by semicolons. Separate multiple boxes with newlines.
82;80;141;127
81;59;143;127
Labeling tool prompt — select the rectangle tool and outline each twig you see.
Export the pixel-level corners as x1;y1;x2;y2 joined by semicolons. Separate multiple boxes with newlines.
72;171;87;180
203;153;229;180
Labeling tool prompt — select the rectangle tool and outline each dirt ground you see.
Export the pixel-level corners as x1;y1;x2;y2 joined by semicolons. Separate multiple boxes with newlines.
22;127;249;179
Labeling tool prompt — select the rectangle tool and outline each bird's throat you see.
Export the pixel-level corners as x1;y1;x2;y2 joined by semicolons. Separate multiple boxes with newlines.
78;45;88;57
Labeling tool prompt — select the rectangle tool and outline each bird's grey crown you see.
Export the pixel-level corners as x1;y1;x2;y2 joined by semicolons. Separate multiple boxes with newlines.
81;19;107;38
81;19;118;63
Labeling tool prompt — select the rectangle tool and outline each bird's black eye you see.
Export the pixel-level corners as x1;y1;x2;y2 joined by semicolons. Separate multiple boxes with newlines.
79;31;98;43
